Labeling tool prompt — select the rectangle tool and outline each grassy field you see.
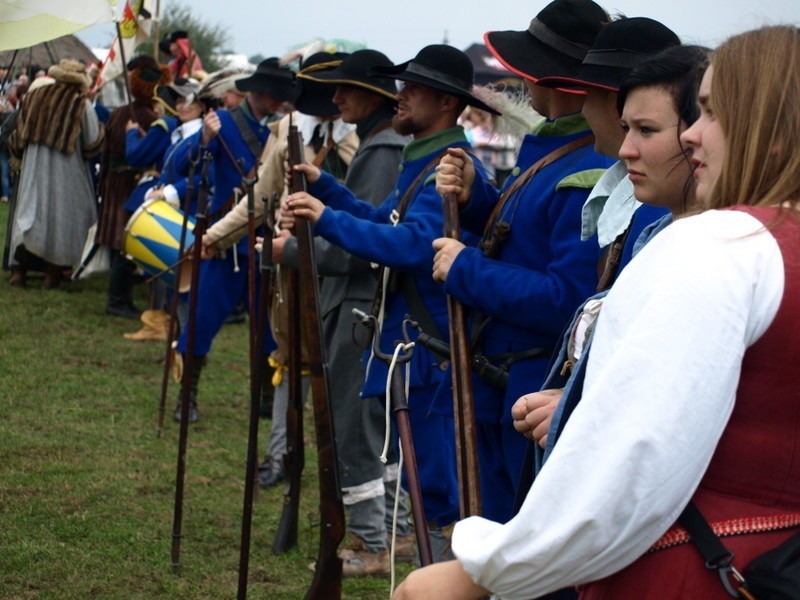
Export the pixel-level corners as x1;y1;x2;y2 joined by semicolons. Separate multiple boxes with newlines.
0;201;410;599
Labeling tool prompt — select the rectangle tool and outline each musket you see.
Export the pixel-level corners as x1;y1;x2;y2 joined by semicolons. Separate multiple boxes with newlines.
355;309;434;566
271;240;305;555
237;192;276;600
442;192;482;518
286;124;346;599
414;331;509;391
171;151;213;568
157;155;198;437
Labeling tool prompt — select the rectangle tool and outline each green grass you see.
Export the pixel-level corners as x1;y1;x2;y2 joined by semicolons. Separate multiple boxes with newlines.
0;202;410;599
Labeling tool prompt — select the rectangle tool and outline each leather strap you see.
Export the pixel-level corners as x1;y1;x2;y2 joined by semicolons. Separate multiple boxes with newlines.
480;134;595;250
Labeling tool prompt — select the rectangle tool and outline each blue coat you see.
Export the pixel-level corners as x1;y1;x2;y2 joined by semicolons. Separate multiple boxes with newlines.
437;114;615;424
124;117;178;212
170;103;269;254
310;126;488;402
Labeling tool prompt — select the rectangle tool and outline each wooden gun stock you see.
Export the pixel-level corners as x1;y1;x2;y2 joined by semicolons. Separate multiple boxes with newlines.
443;193;482;518
286;124;345;599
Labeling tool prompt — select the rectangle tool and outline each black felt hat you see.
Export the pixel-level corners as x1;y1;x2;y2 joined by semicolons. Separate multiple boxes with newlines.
297;49;397;101
235;57;296;101
294;51;349;117
536;17;681;91
369;44;499;115
484;0;608;85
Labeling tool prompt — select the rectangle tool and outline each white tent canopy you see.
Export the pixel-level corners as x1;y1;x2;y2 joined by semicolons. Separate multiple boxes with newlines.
0;1;116;52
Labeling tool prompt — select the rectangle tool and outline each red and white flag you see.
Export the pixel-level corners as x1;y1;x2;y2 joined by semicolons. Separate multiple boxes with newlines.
98;0;154;86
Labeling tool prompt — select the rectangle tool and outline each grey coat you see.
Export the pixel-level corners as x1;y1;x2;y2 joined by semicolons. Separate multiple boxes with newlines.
284;120;409;489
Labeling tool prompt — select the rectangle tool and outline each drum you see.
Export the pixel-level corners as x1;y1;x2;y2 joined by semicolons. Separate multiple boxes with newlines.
123;198;195;292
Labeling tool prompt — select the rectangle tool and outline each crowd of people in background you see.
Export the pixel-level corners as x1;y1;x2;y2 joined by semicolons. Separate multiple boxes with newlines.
3;2;800;598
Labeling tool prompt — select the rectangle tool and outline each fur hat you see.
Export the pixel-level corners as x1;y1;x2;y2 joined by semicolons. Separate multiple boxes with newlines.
48;59;92;90
127;55;171;102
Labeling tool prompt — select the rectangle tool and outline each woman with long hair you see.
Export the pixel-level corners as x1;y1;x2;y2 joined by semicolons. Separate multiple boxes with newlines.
394;25;800;600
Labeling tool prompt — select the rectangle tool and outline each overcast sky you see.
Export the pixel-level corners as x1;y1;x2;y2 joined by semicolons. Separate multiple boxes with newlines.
77;0;800;64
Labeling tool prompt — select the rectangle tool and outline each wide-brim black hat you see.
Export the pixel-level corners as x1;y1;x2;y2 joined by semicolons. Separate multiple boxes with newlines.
236;57;296;102
294;51;349;117
297;49;397;101
536;17;681;92
484;0;607;86
369;44;500;115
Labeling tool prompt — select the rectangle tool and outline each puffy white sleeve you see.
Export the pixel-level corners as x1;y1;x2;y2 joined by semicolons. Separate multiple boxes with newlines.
452;209;785;599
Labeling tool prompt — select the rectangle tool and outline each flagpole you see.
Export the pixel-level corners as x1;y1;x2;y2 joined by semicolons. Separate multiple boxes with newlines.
115;22;133;105
152;0;162;60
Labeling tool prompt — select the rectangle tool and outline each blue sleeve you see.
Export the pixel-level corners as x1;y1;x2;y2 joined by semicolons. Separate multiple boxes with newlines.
445;185;600;335
619;203;670;271
309;171;388;223
313;178;443;272
458;170;501;235
125;125;170;168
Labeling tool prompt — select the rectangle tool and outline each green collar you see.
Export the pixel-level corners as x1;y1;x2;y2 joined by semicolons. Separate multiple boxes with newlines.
402;126;467;162
532;112;591;137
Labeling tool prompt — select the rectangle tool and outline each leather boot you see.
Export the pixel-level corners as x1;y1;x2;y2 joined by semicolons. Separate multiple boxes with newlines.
123;309;169;341
106;250;140;318
173;355;203;423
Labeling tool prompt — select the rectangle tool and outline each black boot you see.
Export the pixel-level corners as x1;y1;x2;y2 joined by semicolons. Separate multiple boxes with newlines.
106;250;140;319
259;357;276;419
174;355;203;423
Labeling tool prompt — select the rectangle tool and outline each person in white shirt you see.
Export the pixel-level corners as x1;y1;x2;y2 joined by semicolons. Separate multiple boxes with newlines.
393;24;800;600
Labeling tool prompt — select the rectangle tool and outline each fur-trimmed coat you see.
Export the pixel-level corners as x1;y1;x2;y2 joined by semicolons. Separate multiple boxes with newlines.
8;84;103;268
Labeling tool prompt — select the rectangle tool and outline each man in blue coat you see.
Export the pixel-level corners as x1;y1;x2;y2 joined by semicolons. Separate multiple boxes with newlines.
432;0;614;523
169;58;295;422
285;44;496;561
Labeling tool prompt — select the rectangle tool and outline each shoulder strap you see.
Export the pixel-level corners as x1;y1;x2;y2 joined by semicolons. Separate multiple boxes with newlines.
230;106;264;160
679;502;751;599
596;223;632;292
480;134;595;246
394;151;447;222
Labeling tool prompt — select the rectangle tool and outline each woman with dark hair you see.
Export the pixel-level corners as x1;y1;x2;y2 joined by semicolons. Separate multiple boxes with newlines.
511;46;712;466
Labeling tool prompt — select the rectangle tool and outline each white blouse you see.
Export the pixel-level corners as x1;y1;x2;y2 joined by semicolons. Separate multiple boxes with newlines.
452;209;786;599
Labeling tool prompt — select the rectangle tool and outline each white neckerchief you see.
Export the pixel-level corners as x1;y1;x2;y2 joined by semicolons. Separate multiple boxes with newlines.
170;117;202;146
580;161;639;247
294;113;356;147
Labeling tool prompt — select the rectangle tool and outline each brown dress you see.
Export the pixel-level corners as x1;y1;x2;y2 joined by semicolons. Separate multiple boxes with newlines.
96;99;158;250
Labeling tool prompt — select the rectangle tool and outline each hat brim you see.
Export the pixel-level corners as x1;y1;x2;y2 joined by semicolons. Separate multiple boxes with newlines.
371;63;500;115
484;29;585;96
536;64;626;92
299;66;397;101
